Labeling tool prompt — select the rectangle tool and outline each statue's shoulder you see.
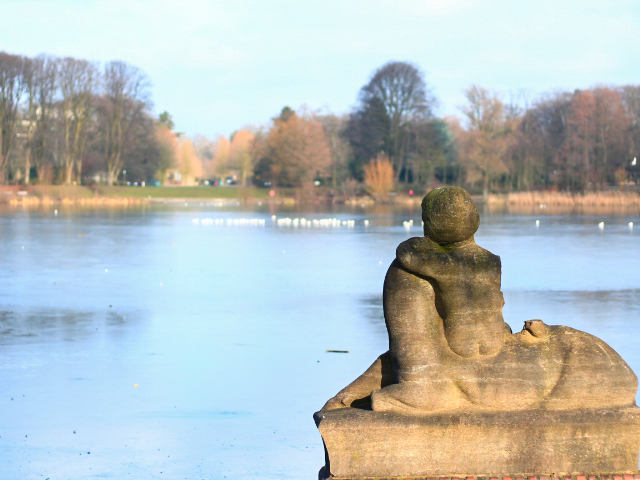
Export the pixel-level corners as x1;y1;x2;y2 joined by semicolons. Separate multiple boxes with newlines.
395;237;436;273
471;244;502;267
396;236;428;255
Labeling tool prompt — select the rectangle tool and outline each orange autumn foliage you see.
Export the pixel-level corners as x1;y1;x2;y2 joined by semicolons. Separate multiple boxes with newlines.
364;153;394;201
177;138;203;185
258;111;331;187
229;129;255;186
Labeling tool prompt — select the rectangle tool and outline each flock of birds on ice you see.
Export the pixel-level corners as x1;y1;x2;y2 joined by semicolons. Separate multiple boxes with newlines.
191;216;634;231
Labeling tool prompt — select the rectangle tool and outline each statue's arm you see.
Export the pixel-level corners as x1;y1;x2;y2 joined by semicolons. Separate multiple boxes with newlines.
320;351;393;411
396;237;436;278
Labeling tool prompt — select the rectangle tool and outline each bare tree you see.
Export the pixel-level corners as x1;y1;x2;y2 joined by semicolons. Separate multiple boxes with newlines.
176;138;203;185
345;97;389;181
620;86;640;185
59;57;98;184
33;55;58;184
0;52;27;183
520;92;571;189
591;87;629;188
620;86;640;153
101;61;150;185
192;134;216;178
359;61;434;180
20;57;40;185
409;118;452;189
229;129;255;186
154;123;178;184
459;85;509;199
258;107;332;187
314;113;352;189
212;136;231;178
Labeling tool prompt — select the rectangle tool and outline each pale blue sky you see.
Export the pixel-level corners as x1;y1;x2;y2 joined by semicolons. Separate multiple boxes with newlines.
2;0;639;138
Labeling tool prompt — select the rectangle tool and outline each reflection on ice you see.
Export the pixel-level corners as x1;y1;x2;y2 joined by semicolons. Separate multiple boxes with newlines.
0;308;140;345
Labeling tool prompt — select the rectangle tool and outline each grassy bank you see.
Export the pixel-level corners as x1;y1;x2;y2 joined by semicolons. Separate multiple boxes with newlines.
0;185;297;205
97;185;284;199
489;190;640;207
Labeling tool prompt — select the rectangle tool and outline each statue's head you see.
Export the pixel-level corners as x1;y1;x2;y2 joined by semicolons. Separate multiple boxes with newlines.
421;187;479;244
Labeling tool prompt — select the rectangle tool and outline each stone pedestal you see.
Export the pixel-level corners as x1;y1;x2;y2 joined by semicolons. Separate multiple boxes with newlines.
314;407;640;479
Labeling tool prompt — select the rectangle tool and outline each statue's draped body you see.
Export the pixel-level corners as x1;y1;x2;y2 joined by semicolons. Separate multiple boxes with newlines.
321;187;637;416
315;188;640;479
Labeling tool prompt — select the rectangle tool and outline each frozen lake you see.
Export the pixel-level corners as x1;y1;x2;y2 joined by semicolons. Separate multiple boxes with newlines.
1;203;639;479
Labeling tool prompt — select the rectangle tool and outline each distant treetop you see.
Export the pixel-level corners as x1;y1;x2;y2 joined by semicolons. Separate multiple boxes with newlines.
158;111;175;131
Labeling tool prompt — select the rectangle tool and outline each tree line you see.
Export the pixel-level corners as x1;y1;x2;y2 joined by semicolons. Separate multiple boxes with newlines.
2;51;639;195
0;52;163;185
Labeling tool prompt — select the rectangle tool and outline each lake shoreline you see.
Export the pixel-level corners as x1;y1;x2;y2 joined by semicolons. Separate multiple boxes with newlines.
1;185;639;213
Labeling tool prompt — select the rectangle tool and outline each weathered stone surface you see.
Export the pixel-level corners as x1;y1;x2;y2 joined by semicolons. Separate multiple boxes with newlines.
315;407;640;478
321;321;638;415
315;187;639;478
320;188;638;414
318;474;640;480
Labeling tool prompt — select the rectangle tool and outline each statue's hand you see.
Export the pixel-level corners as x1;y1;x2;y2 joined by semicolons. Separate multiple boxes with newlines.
524;319;549;338
320;393;352;412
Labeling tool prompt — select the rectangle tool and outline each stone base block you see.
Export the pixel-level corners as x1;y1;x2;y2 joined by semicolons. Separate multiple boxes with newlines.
314;407;640;478
318;472;640;480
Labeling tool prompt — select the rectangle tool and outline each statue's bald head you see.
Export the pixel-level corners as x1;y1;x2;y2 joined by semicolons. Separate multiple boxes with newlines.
421;187;479;244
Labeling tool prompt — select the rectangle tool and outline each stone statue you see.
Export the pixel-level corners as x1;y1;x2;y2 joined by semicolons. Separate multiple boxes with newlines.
315;187;640;479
